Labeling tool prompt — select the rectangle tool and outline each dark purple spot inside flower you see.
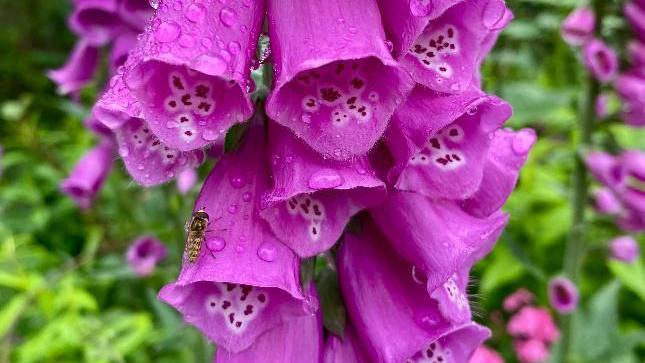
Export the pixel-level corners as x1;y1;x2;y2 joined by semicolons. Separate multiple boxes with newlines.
228;313;235;323
320;87;342;102
226;283;237;291
181;94;193;106
430;138;441;149
257;294;266;303
195;84;209;98
351;78;364;89
244;304;254;315
222;300;231;310
172;76;185;90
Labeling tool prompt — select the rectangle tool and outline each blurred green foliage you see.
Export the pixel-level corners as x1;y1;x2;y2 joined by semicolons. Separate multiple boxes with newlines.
0;0;643;362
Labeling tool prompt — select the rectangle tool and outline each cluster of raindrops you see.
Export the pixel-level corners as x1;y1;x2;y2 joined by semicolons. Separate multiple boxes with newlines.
409;124;467;170
205;282;270;333
287;195;326;241
410;25;460;78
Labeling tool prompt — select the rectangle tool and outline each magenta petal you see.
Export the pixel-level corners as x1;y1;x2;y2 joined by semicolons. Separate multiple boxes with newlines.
615;73;645;127
582;39;618;83
548;276;579;314
266;0;414;160
370;192;508;323
462;128;536;218
560;7;595;46
323;325;371;363
69;0;121;46
585;151;619;187
216;284;322;363
123;0;262;151
118;0;153;32
48;39;100;95
338;223;489;363
469;346;505;363
109;29;138;75
594;187;622;215
388;87;512;200
158;128;306;353
399;0;511;93
126;235;168;277
93;73;143;130
406;323;491;363
609;236;640;263
176;168;198;195
260;122;386;257
60;143;114;209
625;2;645;42
507;306;560;343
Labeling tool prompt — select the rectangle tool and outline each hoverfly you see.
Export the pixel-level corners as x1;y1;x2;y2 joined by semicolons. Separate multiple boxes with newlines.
185;208;210;263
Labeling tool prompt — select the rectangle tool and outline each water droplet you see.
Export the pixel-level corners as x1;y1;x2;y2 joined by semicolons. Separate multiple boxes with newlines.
235;245;245;253
219;7;237;27
149;0;160;9
228;41;241;54
285;155;294;163
308;169;344;189
385;40;394;52
348;26;358;34
230;175;246;188
178;34;195;48
257;243;277;262
193;54;227;75
410;0;432;17
204;236;225;253
301;113;312;124
228;204;238;214
166;121;179;129
271;154;281;166
466;106;478;115
137;164;145;171
118;146;130;157
414;311;440;330
202;129;219;141
155;21;181;43
242;192;252;202
450;83;460;91
355;164;367;175
185;3;206;22
201;37;213;49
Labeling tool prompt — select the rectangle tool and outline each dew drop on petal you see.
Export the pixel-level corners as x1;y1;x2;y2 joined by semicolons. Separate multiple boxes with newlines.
228;41;241;54
155;21;181;43
242;192;252;202
308;169;344;189
219;7;237;27
230;175;246;188
207;236;226;252
118;146;130;157
228;204;238;214
185;3;206;23
257;243;277;262
410;0;432;17
202;129;219;141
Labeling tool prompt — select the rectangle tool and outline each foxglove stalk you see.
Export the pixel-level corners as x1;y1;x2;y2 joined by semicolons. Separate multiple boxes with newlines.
260;122;386;257
266;0;414;160
60;142;114;209
123;0;263;151
126;235;168;277
48;39;100;95
608;236;640;263
378;0;511;93
323;325;371;363
216;284;322;363
582;39;618;83
387;86;512;200
158;127;309;353
370;192;508;323
547;276;579;314
338;221;490;363
560;7;595;46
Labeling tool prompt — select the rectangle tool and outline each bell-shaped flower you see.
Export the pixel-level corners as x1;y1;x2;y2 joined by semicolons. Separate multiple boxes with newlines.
337;220;490;363
323;324;371;363
513;339;550;363
503;288;534;313
118;0;153;32
594;187;622;214
507;306;559;343
462;128;536;218
370;192;508;323
158;127;309;353
560;7;595;46
547;276;579;314
60;142;114;209
260;122;386;257
126;235;168;277
123;0;263;152
109;29;138;75
608;235;640;263
378;0;512;93
47;39;100;95
215;284;322;363
625;1;645;43
615;73;645;127
582;39;618;83
386;86;512;200
69;0;121;46
265;0;414;160
469;345;505;363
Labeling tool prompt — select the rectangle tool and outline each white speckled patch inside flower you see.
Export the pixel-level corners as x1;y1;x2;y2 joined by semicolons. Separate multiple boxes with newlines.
286;195;326;241
443;275;468;311
204;282;269;334
407;340;453;363
410;25;459;79
292;61;379;127
126;121;182;165
409;124;467;171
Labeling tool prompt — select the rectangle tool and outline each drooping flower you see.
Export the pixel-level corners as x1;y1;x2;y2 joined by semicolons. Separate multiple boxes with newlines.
378;0;512;93
323;325;372;363
507;306;560;343
582;39;618;83
158;127;310;353
615;73;645;127
608;235;640;263
122;0;263;152
625;1;645;43
560;7;595;46
337;220;490;363
260;122;386;257
547;276;579;314
513;339;550;363
109;29;139;74
503;288;534;313
118;0;154;32
386;86;512;200
215;284;322;363
126;235;168;277
176;168;199;195
48;39;100;95
60;142;114;209
594;187;623;214
265;0;414;160
469;345;505;363
69;0;121;46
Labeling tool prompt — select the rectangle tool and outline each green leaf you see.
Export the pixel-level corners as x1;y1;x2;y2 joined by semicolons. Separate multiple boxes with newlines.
608;260;645;302
573;281;620;360
0;293;28;337
479;244;525;293
317;268;347;337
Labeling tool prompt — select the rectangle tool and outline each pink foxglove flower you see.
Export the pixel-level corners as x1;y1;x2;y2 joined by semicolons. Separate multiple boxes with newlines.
594;187;623;214
615;74;645;127
378;0;511;93
158;127;310;353
118;0;154;32
260;122;386;257
560;7;595;46
48;39;100;95
69;0;121;46
503;288;535;313
625;1;645;43
469;345;505;363
323;325;371;363
507;306;560;343
60;142;114;209
609;236;640;263
338;221;490;363
514;339;550;363
215;284;322;363
265;0;414;160
176;168;198;195
126;235;168;277
548;276;579;314
122;0;263;152
386;86;512;200
582;39;618;83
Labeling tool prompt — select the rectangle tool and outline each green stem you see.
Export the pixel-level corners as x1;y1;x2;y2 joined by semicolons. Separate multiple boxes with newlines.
560;0;604;361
